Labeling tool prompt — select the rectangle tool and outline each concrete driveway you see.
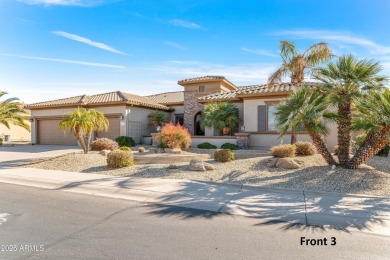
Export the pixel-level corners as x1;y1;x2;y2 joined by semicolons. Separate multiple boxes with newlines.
0;145;81;164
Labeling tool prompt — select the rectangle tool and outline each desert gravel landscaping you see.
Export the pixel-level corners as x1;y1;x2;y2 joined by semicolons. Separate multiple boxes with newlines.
11;149;390;197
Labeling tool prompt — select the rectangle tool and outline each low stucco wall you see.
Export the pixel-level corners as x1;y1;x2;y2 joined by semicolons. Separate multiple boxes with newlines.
190;136;236;148
248;133;312;149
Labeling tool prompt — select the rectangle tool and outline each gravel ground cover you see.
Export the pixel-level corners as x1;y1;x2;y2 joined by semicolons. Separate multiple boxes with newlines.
12;149;390;196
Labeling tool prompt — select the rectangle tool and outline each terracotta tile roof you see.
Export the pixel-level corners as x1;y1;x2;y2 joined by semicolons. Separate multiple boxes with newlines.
146;91;184;104
178;75;225;84
25;95;87;108
26;91;170;110
199;82;319;101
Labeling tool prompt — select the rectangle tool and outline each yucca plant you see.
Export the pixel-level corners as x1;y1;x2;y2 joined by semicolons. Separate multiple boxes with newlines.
268;40;332;144
346;90;390;168
201;102;239;135
275;86;337;165
316;55;387;166
0;91;30;132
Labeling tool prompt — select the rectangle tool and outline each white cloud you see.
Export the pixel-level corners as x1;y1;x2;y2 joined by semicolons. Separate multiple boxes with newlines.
0;53;125;69
18;0;111;7
242;47;278;57
274;29;390;54
147;60;277;84
163;41;186;50
53;31;127;55
169;19;201;29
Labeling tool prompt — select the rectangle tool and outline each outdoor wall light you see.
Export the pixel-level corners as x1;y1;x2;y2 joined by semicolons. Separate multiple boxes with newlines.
120;114;124;120
240;125;245;132
156;126;161;132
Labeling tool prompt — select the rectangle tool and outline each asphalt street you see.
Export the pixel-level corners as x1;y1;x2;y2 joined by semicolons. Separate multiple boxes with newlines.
0;183;389;260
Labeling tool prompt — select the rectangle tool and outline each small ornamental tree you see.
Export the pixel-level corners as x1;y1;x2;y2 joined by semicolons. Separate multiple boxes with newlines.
157;123;191;149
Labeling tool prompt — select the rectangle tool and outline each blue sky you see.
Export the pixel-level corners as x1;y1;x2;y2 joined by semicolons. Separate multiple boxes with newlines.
1;0;390;104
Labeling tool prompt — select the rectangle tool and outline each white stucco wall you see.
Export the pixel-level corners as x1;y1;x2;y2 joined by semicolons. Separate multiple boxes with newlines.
0;123;31;142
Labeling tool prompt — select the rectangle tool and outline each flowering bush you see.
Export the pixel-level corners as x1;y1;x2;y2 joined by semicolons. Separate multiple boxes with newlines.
157;123;191;149
91;138;119;151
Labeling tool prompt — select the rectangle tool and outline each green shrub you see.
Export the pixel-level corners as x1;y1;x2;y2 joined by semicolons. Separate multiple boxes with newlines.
91;138;119;151
138;147;145;153
220;143;239;150
157;143;167;149
197;142;217;149
107;150;134;168
377;145;390;157
271;144;296;158
0;137;2;146
120;146;132;152
157;123;191;149
214;149;234;163
115;136;136;147
294;142;316;156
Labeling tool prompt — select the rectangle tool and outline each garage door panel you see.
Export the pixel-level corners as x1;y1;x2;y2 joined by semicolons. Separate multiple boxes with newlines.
38;120;78;145
95;118;120;141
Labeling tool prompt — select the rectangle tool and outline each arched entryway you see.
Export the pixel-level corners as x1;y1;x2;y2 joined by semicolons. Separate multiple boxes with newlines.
194;112;204;136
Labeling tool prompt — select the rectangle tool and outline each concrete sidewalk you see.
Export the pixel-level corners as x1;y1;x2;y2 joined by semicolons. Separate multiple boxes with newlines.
0;167;389;236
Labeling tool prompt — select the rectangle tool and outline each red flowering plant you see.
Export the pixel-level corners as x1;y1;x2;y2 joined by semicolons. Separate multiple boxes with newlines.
157;123;192;149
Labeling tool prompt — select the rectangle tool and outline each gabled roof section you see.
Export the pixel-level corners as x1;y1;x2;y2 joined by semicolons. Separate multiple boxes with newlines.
25;95;87;108
146;91;184;105
198;82;320;101
26;91;170;110
178;75;225;84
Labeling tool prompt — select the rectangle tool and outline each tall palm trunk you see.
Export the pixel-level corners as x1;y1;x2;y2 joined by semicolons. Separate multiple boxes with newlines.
305;123;337;165
85;130;92;154
73;126;87;154
290;131;297;144
346;126;390;169
337;95;352;166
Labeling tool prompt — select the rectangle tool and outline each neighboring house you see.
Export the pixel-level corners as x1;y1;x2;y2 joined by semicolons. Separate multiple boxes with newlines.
26;75;338;148
0;108;31;142
0;122;31;142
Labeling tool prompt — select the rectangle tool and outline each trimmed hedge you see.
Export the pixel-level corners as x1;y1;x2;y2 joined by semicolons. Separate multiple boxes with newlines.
294;142;316;156
271;144;296;158
120;146;132;152
220;143;239;150
91;138;119;151
214;149;234;163
107;150;134;168
115;136;136;147
197;142;217;149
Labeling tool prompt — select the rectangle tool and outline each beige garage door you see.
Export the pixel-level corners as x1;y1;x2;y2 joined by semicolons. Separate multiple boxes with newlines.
37;119;78;145
95;118;120;141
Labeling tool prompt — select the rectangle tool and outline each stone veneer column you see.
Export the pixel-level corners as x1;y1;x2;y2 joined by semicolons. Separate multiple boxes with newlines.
234;133;251;149
184;91;204;135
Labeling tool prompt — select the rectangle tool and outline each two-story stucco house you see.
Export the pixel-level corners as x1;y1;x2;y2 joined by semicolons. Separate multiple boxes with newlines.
25;75;337;149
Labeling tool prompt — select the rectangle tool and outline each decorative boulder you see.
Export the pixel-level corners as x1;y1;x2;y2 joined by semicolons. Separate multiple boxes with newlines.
204;162;215;170
262;158;279;168
276;158;304;169
100;149;111;156
188;159;206;171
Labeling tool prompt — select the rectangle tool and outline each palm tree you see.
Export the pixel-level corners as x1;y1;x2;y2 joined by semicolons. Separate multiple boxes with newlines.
59;108;108;154
83;109;109;151
275;86;337;165
201;102;239;135
346;90;390;168
316;55;387;166
0;91;30;132
268;40;332;144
